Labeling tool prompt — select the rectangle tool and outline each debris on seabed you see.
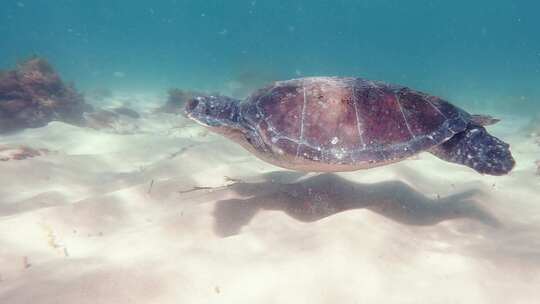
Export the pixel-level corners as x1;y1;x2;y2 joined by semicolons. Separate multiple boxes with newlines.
148;179;155;194
178;176;243;194
23;256;31;269
178;186;216;194
167;144;196;159
224;176;243;184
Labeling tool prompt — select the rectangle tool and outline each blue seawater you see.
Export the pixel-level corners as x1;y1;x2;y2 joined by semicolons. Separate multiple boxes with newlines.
0;0;539;113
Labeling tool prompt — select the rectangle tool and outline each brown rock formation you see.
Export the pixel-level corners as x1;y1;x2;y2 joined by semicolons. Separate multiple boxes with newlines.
0;57;92;133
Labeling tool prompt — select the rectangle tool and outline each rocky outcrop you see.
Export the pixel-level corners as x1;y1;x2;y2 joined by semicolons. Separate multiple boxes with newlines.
0;145;51;161
0;57;92;133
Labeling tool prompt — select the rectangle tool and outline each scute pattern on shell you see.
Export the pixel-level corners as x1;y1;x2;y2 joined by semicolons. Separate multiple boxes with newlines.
240;77;469;165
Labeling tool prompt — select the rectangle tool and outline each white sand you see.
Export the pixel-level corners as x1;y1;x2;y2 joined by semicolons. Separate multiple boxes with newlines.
0;107;539;304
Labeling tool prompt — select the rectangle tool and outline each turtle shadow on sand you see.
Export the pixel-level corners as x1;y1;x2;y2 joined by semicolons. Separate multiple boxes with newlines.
213;171;501;237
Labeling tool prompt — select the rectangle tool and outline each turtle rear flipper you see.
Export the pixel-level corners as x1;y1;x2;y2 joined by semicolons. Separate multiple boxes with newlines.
429;125;515;175
470;114;500;126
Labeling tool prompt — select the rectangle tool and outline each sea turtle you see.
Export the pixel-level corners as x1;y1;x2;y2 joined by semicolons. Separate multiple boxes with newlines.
184;77;515;175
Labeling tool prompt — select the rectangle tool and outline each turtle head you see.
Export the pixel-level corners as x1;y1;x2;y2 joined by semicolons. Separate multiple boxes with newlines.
184;94;241;129
184;94;267;154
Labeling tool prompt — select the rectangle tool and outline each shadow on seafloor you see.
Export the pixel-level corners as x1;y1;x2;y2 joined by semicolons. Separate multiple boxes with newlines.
212;171;501;237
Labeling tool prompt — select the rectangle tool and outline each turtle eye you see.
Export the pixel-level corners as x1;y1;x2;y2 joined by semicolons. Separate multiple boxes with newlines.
185;98;199;112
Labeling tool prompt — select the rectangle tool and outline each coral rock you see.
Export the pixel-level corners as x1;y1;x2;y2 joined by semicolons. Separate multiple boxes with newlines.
0;145;50;161
0;57;92;133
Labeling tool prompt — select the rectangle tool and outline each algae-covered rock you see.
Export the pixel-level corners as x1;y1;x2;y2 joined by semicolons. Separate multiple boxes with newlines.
0;57;92;133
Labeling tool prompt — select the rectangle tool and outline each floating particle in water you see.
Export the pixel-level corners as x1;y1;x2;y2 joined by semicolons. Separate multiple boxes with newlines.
480;26;487;36
113;71;126;78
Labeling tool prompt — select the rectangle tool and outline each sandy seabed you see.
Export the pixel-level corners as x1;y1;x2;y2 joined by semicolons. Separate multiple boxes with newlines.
0;99;539;304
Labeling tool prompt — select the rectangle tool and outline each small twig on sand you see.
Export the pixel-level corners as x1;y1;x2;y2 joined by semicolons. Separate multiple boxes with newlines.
178;186;217;194
224;176;243;184
23;256;31;269
177;176;243;194
168;144;196;159
148;179;154;194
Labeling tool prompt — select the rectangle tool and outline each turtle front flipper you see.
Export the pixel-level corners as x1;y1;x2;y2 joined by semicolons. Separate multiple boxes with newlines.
429;125;515;175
